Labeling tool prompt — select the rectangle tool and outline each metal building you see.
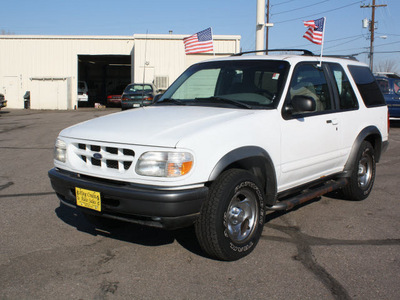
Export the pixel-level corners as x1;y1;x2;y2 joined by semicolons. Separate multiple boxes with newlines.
0;34;240;110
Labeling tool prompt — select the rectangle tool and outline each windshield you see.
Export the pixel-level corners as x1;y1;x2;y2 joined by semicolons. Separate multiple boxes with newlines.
157;60;289;109
124;84;153;94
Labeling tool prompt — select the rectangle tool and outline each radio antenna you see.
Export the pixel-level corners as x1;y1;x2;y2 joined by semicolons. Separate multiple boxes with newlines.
141;29;149;107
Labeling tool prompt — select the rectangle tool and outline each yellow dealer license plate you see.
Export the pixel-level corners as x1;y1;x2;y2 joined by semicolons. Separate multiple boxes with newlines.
75;187;101;212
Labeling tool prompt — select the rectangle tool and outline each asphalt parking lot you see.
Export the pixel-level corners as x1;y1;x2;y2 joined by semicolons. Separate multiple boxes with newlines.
0;108;399;300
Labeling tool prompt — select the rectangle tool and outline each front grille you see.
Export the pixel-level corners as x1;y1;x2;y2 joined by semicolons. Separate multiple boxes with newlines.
73;143;135;172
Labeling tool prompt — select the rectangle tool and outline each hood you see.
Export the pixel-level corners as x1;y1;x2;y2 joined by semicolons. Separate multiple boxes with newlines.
59;106;255;147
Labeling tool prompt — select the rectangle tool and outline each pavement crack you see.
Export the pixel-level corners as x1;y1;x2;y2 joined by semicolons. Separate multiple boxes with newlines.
263;221;352;300
0;181;14;191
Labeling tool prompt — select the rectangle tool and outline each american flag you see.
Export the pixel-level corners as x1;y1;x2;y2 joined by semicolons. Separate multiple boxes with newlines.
303;18;325;45
183;28;214;54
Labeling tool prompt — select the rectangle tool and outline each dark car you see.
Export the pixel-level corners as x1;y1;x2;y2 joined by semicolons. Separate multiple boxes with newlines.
375;73;400;118
106;85;127;107
0;93;7;110
121;83;157;110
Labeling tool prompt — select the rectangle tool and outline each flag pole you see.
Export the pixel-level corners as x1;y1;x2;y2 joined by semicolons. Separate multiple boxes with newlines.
318;17;326;67
211;27;215;56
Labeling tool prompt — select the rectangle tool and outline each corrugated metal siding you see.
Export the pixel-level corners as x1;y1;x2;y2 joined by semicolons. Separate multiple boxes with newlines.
0;34;240;109
133;34;240;89
0;36;134;109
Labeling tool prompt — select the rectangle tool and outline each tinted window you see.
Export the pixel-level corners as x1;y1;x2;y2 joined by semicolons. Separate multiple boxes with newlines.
287;63;332;113
329;63;358;110
394;80;400;95
348;65;385;107
124;84;153;93
376;78;390;94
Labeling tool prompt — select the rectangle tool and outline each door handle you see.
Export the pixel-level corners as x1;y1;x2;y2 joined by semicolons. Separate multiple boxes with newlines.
326;119;338;125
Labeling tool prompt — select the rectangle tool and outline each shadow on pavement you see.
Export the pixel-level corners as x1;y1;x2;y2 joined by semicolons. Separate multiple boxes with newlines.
55;203;206;257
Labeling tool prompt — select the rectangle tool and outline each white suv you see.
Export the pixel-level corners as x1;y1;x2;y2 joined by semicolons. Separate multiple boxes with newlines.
49;51;389;261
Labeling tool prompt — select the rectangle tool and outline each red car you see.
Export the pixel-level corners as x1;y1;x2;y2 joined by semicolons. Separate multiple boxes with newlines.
106;85;128;107
106;94;122;106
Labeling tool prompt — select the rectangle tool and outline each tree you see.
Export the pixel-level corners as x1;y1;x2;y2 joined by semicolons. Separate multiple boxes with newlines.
1;29;15;35
375;59;400;74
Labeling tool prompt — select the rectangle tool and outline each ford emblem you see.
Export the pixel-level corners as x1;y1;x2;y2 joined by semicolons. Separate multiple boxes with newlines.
93;153;102;160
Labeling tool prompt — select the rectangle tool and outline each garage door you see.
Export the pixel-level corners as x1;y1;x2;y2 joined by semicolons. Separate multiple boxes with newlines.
30;78;71;110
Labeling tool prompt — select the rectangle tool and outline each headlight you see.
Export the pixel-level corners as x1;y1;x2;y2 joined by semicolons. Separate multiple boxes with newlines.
136;151;193;177
54;138;67;163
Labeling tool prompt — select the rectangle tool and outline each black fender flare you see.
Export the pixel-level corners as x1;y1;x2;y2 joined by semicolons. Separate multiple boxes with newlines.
343;126;383;176
208;146;277;206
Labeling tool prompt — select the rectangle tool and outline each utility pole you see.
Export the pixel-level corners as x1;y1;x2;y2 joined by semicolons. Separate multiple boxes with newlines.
256;0;265;55
266;0;270;51
265;0;274;53
361;0;387;71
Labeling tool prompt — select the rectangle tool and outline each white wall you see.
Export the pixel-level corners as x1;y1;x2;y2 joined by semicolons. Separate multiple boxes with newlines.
0;34;240;109
133;34;241;89
0;36;134;109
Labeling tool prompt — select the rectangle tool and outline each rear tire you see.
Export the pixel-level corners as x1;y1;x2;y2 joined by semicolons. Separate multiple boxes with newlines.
195;169;265;261
342;141;376;200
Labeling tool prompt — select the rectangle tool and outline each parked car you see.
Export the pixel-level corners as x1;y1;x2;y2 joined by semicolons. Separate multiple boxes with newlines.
77;81;89;106
374;72;400;118
49;50;388;261
0;93;7;110
106;85;126;107
121;83;157;110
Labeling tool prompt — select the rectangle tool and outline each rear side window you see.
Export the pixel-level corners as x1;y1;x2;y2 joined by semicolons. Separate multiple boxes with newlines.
348;65;386;107
329;63;358;110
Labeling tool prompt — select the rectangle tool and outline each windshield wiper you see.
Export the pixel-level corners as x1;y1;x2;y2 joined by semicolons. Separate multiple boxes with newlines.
157;98;187;105
195;97;252;109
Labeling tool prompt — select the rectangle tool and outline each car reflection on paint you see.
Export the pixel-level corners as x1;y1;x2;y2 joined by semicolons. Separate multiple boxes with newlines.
121;83;157;110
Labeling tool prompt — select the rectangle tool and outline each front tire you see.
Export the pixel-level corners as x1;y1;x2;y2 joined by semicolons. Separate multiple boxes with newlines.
195;169;265;261
342;141;376;200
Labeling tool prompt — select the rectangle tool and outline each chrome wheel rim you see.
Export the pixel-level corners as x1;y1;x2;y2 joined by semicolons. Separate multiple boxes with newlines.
226;188;258;243
358;150;373;188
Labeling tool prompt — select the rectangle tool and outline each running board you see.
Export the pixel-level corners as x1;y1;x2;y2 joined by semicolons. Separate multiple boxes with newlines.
266;178;348;211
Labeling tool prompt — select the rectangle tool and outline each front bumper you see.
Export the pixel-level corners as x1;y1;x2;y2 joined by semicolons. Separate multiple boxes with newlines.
48;168;208;229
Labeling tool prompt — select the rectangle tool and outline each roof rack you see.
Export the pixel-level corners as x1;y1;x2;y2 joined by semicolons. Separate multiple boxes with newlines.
322;54;358;61
232;49;314;56
373;72;400;79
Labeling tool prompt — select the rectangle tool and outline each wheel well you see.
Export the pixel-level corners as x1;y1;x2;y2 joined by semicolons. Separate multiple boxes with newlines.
208;147;277;206
343;127;383;176
364;133;382;162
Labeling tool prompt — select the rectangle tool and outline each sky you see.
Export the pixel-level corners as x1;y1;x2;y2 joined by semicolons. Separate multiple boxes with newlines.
1;0;399;72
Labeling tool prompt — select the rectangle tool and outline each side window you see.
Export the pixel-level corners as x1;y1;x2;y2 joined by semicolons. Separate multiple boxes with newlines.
329;63;359;110
288;63;332;113
394;80;400;95
348;65;386;107
376;79;390;94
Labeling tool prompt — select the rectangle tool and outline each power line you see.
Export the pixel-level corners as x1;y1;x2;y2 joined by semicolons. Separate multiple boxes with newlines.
272;0;330;16
274;1;360;24
323;36;364;50
271;0;296;8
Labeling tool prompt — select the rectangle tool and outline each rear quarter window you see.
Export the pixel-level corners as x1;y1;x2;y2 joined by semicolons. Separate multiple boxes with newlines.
348;65;386;107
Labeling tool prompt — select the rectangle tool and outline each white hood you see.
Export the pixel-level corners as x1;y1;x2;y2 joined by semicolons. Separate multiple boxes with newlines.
59;106;255;148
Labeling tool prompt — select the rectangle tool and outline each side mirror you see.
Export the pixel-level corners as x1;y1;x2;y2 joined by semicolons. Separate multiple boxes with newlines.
288;95;316;113
153;94;163;102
